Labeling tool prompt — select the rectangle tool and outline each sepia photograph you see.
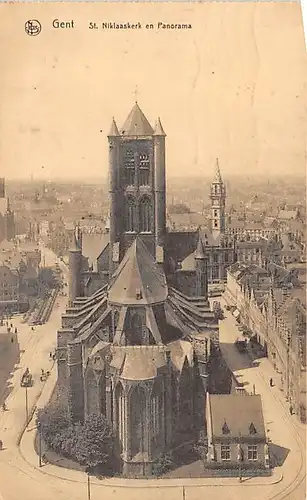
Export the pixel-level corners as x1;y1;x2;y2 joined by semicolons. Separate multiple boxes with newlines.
0;2;305;500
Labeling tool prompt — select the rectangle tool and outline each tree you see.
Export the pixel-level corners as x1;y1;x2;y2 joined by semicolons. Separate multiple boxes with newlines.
36;407;114;468
71;413;114;468
36;403;70;449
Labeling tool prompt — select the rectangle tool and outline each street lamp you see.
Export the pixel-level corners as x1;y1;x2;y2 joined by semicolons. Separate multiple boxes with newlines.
87;472;91;500
25;386;29;424
37;422;42;467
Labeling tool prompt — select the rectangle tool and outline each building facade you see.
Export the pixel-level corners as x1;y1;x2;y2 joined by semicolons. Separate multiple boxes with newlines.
0;178;15;243
57;103;223;477
224;263;306;422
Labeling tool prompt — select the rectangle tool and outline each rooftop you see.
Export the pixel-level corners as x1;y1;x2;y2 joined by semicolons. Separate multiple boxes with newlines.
108;237;168;306
208;394;266;439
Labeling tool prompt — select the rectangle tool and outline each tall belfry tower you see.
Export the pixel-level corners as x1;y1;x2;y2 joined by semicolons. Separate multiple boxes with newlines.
210;158;226;238
108;102;166;274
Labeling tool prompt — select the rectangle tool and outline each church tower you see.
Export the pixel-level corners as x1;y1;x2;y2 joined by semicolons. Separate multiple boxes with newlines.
210;159;226;239
108;102;166;274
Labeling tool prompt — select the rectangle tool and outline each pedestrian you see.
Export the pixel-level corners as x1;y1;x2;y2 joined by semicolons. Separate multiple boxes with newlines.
10;323;13;328
11;337;14;343
41;369;44;376
14;327;17;334
269;378;273;387
289;405;294;415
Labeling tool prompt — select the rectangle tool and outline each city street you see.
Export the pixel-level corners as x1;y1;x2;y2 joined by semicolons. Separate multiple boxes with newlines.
0;277;305;500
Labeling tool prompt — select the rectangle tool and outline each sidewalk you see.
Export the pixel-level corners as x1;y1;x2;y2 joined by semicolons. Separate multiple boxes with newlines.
19;363;283;489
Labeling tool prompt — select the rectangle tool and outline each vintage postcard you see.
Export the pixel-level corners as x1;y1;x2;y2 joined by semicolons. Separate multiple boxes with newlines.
0;2;305;500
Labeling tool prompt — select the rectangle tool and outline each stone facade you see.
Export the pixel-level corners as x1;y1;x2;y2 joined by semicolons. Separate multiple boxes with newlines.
57;103;221;477
224;263;306;423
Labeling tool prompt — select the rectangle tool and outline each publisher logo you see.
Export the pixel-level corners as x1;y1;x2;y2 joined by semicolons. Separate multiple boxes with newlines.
25;20;42;36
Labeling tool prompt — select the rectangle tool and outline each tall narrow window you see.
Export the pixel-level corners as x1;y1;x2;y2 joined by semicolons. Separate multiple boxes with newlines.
130;313;143;345
139;196;152;233
124;196;136;232
139;151;150;185
124;148;135;186
116;383;125;451
130;387;146;457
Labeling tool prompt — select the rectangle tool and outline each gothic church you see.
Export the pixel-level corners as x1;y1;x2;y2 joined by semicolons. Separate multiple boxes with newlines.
57;103;221;476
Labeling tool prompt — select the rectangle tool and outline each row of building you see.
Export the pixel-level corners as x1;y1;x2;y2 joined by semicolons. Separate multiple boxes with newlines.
224;262;306;422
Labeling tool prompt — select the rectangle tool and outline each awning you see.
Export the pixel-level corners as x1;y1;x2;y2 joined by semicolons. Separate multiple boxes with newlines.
233;309;240;319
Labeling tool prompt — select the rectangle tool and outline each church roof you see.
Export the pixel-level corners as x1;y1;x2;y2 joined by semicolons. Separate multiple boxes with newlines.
120;102;154;137
82;232;109;272
108;237;168;305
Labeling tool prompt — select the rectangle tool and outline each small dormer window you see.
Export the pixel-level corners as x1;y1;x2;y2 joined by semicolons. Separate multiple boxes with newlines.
222;421;230;435
136;288;142;300
249;422;257;435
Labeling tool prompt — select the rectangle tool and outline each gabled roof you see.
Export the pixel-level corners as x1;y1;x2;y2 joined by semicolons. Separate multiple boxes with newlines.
82;232;109;272
108;237;168;305
208;394;266;438
120;102;154;137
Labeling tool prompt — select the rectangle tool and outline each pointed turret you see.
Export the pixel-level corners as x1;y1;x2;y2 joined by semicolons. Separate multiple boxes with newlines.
213;158;222;183
69;230;81;253
108;117;120;137
153;117;166;137
195;233;208;298
121;102;154;136
6;197;11;213
68;230;82;304
195;233;206;260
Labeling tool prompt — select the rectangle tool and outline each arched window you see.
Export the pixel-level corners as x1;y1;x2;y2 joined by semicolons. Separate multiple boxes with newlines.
139;151;150;185
139;196;152;233
124;148;135;186
124;196;136;232
115;383;125;451
130;387;146;457
129;313;143;345
151;382;163;447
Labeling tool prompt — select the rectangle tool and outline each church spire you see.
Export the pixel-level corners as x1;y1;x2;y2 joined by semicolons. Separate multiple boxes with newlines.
213;158;222;183
210;159;226;237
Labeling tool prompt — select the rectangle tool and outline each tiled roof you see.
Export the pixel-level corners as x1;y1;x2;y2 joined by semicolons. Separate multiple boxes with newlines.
82;232;109;271
120;102;154;137
108;237;168;305
209;394;266;438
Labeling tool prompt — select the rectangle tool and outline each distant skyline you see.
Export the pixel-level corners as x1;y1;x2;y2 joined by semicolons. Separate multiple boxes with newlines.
0;2;306;180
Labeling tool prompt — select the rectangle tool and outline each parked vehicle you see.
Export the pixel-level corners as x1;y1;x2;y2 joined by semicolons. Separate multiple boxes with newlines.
235;337;247;353
20;369;33;387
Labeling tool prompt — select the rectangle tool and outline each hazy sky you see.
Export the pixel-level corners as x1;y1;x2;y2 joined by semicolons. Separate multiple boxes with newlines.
0;2;306;180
